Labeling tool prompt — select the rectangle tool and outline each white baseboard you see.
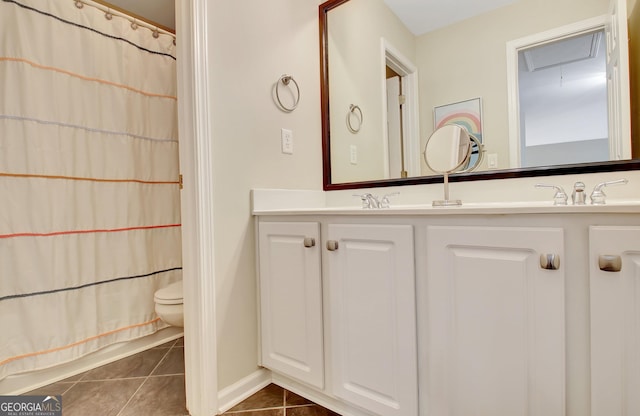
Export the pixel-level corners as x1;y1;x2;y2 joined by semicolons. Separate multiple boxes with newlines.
0;327;184;395
216;369;371;416
271;373;372;416
217;368;272;414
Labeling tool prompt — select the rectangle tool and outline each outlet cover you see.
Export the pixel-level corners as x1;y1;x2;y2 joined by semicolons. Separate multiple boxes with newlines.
488;153;498;169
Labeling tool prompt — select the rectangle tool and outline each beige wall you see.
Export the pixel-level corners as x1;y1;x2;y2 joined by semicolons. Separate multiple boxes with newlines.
630;0;640;156
206;0;637;393
328;0;415;183
416;0;609;171
207;1;323;389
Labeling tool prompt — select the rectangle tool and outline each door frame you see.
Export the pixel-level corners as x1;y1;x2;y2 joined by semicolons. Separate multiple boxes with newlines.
505;15;608;168
176;1;219;415
380;38;421;178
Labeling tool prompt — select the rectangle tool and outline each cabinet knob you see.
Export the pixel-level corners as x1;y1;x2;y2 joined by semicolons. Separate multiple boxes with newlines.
598;254;622;272
326;240;339;251
303;237;316;248
540;253;560;270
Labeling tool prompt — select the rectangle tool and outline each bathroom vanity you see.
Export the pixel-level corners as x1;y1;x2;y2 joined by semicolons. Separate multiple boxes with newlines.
253;193;640;416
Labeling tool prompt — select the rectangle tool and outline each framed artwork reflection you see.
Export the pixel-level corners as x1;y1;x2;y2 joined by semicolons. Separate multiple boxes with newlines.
434;97;483;142
434;97;483;166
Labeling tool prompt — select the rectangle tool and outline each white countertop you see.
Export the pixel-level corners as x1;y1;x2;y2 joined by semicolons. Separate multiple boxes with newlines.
251;189;640;216
253;202;640;216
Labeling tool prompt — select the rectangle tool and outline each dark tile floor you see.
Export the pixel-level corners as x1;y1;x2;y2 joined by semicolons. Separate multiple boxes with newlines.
25;337;187;416
25;338;340;416
221;383;341;415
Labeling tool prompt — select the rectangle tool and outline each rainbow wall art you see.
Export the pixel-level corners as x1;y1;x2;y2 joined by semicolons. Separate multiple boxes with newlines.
434;97;483;142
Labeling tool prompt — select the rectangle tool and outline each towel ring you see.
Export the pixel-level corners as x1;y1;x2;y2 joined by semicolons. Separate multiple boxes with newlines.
275;74;300;112
347;104;363;133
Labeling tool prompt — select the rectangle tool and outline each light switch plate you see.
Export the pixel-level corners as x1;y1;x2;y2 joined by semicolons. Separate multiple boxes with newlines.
281;128;293;154
350;145;358;164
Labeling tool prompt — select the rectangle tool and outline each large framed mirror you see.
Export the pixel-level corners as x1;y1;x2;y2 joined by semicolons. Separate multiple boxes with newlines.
320;0;640;191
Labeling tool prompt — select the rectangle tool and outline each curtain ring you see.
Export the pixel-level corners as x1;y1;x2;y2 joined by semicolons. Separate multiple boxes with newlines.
347;104;363;133
275;74;300;112
105;10;113;20
131;20;138;30
153;28;160;38
75;0;83;9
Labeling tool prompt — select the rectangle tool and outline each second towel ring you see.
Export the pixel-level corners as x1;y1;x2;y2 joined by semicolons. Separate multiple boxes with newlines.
347;104;363;133
275;74;300;112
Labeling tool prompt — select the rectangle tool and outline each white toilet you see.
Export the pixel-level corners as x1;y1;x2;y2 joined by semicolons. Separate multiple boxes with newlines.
154;281;184;327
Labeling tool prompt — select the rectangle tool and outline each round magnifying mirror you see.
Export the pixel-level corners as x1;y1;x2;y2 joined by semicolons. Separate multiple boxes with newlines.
423;124;472;174
423;124;474;206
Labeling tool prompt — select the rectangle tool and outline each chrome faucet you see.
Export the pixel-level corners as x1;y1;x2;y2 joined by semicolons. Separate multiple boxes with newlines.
535;183;568;205
572;182;586;205
380;192;399;208
354;192;399;209
366;194;381;209
590;179;628;205
353;193;381;209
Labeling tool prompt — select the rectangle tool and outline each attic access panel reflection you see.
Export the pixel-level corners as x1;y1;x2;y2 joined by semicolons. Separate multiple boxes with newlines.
518;29;609;167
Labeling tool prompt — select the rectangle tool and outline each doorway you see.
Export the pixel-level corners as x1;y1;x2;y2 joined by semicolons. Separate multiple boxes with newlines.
506;10;631;167
382;39;420;179
386;67;407;178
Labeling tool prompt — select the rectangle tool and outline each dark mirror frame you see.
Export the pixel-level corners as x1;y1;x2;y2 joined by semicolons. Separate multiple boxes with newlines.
319;0;640;191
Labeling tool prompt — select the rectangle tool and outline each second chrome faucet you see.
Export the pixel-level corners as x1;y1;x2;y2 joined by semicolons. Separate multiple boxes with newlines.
536;179;628;205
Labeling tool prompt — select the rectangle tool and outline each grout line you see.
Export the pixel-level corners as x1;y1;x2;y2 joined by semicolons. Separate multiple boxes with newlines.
75;370;88;382
153;339;178;350
222;407;285;414
114;341;182;416
148;343;174;377
60;380;79;396
115;376;149;416
147;372;184;378
74;376;147;383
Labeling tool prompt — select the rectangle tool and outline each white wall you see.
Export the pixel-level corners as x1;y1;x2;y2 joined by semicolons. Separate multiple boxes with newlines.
207;1;323;389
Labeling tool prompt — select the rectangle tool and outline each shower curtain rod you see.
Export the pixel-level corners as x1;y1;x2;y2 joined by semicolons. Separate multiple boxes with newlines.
78;0;175;36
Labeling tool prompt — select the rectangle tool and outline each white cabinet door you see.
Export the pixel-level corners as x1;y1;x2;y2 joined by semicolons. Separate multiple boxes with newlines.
426;226;565;416
590;226;640;416
326;224;418;416
258;222;324;388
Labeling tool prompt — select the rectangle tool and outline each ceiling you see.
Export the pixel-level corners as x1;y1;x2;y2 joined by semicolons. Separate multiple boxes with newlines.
105;0;603;124
106;0;518;36
103;0;175;31
383;0;520;35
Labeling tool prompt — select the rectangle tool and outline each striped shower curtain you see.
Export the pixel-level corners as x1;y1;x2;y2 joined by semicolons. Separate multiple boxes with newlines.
0;0;182;380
